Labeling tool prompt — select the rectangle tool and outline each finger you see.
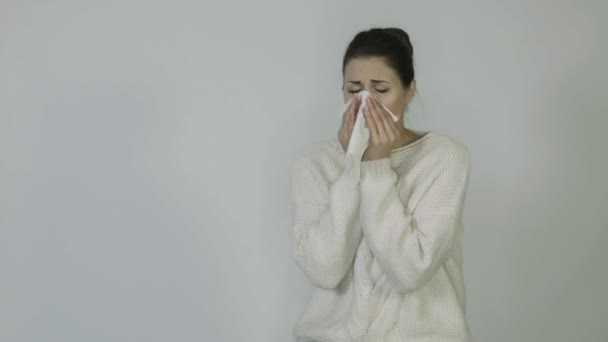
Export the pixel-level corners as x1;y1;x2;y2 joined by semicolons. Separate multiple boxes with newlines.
339;101;352;140
354;93;361;113
342;97;355;127
364;99;379;143
373;98;398;140
347;107;355;134
372;96;398;141
355;94;364;121
382;116;397;141
349;95;360;118
345;97;357;134
368;97;389;143
386;119;399;139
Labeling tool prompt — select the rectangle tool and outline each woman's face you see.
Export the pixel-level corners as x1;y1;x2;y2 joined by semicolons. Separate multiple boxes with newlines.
342;57;415;119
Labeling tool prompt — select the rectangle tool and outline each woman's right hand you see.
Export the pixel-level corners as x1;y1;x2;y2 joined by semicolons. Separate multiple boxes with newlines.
338;95;361;153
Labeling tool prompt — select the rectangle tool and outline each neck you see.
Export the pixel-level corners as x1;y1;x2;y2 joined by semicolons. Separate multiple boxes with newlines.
392;126;420;150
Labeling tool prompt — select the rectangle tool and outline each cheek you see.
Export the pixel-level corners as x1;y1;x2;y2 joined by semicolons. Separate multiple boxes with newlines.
343;91;354;104
377;95;403;115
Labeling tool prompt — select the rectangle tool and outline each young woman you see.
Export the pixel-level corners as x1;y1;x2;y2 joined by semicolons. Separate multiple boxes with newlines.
291;27;473;341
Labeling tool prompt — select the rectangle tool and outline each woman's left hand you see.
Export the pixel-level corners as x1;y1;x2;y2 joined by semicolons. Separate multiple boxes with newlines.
362;95;400;161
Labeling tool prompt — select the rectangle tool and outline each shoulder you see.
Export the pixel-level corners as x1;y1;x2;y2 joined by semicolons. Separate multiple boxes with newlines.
426;132;472;177
433;132;470;164
415;131;471;174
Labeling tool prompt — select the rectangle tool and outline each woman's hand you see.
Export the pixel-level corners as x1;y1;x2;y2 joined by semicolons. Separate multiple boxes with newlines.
338;95;361;153
362;95;400;161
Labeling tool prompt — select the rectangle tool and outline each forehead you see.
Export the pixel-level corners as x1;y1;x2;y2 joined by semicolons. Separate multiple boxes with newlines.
344;57;399;81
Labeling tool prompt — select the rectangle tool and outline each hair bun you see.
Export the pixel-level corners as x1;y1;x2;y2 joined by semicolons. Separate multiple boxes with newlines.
382;28;413;56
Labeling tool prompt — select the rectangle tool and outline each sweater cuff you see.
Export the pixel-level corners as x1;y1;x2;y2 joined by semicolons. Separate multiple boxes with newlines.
360;158;393;179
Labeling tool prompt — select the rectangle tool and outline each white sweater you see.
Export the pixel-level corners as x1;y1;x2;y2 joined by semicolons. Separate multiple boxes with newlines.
290;131;473;342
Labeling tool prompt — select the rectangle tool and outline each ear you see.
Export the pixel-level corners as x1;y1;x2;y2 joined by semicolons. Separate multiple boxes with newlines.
406;79;416;102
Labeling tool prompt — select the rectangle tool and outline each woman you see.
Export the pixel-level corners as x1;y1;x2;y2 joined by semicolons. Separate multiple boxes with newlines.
291;27;473;341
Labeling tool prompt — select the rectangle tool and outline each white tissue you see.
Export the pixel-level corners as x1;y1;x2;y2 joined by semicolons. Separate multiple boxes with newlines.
338;90;400;183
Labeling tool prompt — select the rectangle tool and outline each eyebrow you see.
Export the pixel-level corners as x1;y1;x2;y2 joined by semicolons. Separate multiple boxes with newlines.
346;80;390;85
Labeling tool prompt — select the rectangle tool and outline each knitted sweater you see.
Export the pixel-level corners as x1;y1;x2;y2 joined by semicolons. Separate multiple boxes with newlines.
290;131;473;342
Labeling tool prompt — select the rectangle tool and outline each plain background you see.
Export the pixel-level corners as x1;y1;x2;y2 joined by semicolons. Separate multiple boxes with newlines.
1;1;607;341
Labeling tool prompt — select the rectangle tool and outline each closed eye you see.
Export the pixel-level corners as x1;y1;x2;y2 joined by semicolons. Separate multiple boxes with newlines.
347;88;388;94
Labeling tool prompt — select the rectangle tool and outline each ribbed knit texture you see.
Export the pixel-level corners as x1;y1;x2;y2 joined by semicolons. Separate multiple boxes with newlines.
290;131;473;342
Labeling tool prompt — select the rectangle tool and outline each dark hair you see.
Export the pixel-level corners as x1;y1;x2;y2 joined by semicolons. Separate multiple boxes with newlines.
342;27;415;87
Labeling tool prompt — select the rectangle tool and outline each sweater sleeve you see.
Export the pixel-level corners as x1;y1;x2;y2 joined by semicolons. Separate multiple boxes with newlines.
291;154;362;290
358;145;471;294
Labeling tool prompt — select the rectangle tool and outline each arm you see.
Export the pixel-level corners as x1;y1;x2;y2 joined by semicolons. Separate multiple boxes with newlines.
358;146;471;294
291;154;362;289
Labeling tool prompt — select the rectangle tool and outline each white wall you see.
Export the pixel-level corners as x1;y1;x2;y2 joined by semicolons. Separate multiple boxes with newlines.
1;1;607;341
